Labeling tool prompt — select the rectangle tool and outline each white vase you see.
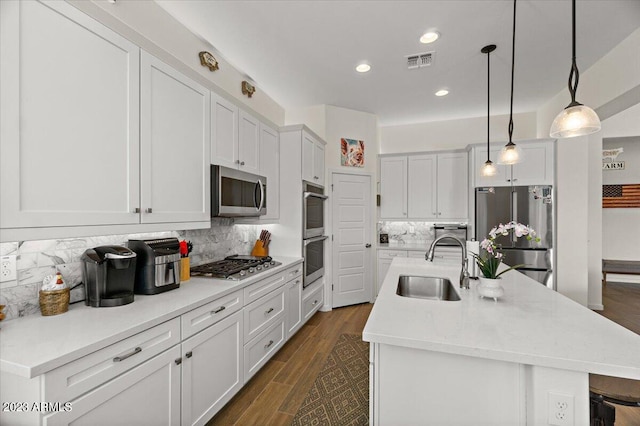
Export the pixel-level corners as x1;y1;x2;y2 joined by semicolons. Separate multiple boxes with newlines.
477;276;504;301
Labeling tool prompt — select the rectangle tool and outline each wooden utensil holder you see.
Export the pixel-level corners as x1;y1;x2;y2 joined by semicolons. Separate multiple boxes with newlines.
251;240;268;257
180;257;190;282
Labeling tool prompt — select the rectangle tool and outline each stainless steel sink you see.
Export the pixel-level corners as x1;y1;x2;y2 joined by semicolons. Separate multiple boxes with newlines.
396;275;461;301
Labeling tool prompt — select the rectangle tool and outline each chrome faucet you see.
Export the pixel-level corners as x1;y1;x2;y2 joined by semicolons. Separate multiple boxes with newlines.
426;235;470;289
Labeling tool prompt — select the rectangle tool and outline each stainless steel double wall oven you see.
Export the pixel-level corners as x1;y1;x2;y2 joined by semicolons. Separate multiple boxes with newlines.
303;181;328;288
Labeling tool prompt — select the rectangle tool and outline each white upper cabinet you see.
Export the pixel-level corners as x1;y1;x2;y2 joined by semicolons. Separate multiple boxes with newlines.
473;140;554;187
379;152;468;221
211;92;260;174
259;123;280;221
407;155;437;219
301;131;325;184
436;152;468;220
140;51;210;223
0;0;140;228
238;110;261;175
379;157;408;219
211;93;239;169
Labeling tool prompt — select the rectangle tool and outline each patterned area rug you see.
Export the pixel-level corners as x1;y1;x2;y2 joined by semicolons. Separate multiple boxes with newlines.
291;333;369;426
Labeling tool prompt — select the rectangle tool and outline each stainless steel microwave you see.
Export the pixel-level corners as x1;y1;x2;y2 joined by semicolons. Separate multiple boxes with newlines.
211;165;267;217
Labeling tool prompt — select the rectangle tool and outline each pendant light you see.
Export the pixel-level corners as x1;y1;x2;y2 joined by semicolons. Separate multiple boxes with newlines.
498;0;522;166
549;0;601;138
480;44;497;177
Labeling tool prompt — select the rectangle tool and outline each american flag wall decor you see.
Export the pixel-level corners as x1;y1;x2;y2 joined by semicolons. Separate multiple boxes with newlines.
602;184;640;208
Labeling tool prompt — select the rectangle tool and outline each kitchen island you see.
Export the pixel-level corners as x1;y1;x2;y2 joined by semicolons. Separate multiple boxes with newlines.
363;257;640;425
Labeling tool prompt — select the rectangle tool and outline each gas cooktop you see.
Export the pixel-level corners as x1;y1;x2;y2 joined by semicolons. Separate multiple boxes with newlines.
190;255;282;281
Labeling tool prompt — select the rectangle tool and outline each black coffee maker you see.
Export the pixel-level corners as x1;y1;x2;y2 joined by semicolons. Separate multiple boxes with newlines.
81;246;137;307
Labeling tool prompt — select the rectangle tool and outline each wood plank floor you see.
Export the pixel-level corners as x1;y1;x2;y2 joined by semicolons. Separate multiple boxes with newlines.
592;282;640;426
206;302;373;426
207;283;640;426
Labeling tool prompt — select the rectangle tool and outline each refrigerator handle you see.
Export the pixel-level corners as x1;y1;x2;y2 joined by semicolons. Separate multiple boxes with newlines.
511;190;518;243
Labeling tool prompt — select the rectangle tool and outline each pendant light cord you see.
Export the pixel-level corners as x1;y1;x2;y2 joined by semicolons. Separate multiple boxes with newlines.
508;0;516;144
567;0;581;107
487;48;491;161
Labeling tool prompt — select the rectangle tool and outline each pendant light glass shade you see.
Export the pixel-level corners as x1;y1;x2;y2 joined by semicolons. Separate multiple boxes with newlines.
550;104;601;138
481;160;497;177
497;142;523;165
549;0;601;138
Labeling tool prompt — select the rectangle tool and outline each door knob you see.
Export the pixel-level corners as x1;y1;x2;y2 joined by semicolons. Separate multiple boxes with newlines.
365;244;371;248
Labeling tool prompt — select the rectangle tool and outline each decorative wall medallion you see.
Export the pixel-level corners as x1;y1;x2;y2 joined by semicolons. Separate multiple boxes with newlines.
242;81;256;98
199;51;219;71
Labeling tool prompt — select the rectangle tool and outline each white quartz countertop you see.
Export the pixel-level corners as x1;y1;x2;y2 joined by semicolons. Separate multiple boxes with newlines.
363;257;640;380
0;257;303;378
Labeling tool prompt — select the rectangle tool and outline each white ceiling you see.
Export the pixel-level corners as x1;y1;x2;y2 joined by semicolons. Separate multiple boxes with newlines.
156;0;640;127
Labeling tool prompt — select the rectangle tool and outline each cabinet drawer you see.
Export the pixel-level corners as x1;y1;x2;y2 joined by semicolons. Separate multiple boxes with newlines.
243;316;285;383
284;263;303;282
44;345;181;426
44;318;180;403
407;251;426;259
181;289;243;339
244;286;285;343
378;250;407;259
303;285;324;321
244;270;286;305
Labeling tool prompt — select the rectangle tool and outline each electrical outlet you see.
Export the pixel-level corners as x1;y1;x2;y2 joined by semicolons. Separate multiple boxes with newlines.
548;392;574;425
1;255;17;283
409;225;415;234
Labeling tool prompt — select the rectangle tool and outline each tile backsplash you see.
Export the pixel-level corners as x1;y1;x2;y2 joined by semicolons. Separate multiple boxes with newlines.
378;221;436;245
0;219;258;321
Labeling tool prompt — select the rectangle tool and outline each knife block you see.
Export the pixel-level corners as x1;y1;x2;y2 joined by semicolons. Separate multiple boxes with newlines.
250;240;268;257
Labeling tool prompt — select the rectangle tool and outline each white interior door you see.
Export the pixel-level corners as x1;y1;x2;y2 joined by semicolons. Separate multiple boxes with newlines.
332;172;372;308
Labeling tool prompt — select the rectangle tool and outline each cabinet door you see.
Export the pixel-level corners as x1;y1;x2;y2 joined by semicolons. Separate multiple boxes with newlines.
379;157;408;219
182;311;243;426
436;153;468;220
377;258;393;297
408;155;437;219
239;110;260;175
140;51;210;223
0;0;140;228
512;142;554;186
285;276;303;338
211;92;239;169
313;142;325;183
474;146;509;187
301;131;316;182
43;346;181;426
259;123;280;221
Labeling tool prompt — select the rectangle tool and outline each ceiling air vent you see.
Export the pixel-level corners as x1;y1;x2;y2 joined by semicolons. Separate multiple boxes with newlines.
406;52;435;70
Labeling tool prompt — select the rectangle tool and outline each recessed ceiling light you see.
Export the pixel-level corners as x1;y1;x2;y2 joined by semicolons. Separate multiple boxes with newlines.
420;32;440;44
435;89;449;97
356;63;371;73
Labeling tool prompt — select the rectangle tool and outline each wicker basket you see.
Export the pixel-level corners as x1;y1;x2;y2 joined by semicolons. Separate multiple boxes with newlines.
39;288;70;316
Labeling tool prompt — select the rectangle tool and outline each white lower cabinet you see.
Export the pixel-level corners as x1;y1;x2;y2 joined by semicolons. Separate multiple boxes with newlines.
377;250;407;296
3;263;312;426
285;274;303;339
302;281;324;322
181;311;243;426
43;345;181;426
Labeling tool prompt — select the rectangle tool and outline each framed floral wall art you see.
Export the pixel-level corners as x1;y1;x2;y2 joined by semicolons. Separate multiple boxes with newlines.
341;138;365;167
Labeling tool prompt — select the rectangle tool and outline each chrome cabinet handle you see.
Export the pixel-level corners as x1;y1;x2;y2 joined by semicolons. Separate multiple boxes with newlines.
312;300;318;306
134;207;140;213
113;347;142;362
265;307;274;315
313;176;319;180
175;358;182;365
145;208;153;213
212;306;226;314
295;280;300;284
365;244;371;248
264;340;274;349
236;160;240;164
240;161;245;166
185;351;193;359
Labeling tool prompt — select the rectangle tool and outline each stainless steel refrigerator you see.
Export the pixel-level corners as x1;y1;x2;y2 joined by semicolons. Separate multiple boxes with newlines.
475;186;554;289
